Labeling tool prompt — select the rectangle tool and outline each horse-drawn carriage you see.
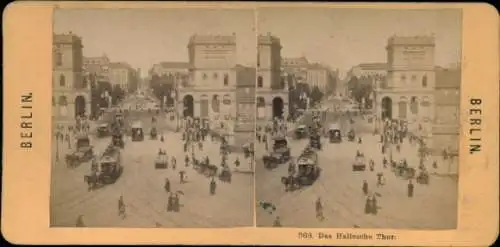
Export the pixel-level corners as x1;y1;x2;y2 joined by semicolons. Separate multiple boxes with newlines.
218;166;232;183
96;123;110;138
150;127;158;140
309;133;322;150
281;149;320;191
347;129;356;142
294;125;308;140
111;132;125;149
272;136;291;159
416;169;430;184
131;121;144;142
155;152;168;169
84;146;123;191
262;151;288;169
392;160;416;179
243;142;254;158
194;160;218;177
352;154;367;171
328;123;342;143
66;135;94;168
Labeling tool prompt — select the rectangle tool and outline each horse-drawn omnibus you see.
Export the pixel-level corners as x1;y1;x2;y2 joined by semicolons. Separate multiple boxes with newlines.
131;121;144;142
84;146;123;190
328;123;342;143
281;149;320;191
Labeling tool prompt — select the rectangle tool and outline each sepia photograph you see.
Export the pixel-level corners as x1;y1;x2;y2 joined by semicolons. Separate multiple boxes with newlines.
50;8;257;228
254;8;462;229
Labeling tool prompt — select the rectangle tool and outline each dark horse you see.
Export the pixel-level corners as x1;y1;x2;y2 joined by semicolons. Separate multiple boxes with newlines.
281;176;300;192
84;173;99;191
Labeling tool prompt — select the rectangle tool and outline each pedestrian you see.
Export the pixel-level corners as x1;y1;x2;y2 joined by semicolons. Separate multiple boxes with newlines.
362;180;368;195
315;197;324;221
377;172;384;187
407;179;414;198
173;193;180;212
66;133;71;149
164;178;170;193
234;157;240;168
76;215;85;227
273;216;282;227
179;170;185;183
185;155;189;167
210;177;217;195
167;193;174;212
364;196;372;214
370;194;378;215
118;195;126;219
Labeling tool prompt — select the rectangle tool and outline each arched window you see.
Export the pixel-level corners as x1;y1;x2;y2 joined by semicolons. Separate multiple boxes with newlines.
422;75;428;87
59;74;66;87
52;96;56;106
257;76;263;88
213;73;218;79
224;74;229;86
55;52;63;66
202;73;208;80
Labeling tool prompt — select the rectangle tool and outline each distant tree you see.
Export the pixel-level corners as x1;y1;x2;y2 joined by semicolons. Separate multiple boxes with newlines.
111;84;125;105
310;86;324;105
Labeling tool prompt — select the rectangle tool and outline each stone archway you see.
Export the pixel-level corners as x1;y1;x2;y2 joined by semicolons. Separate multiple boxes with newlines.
183;95;194;118
272;97;284;120
74;95;86;118
256;97;265;119
381;96;392;120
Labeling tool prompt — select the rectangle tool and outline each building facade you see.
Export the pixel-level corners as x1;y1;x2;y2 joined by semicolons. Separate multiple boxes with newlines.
374;36;436;138
306;63;336;92
52;32;90;126
281;56;309;85
257;33;288;122
431;67;460;161
148;62;191;88
108;62;138;93
177;34;237;125
349;62;387;78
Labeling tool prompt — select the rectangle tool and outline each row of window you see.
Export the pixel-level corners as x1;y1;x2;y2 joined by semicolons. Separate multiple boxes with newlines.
399;74;428;87
201;73;229;86
256;76;286;88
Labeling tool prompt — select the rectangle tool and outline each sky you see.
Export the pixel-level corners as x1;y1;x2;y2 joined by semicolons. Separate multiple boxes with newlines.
54;8;257;77
54;8;461;78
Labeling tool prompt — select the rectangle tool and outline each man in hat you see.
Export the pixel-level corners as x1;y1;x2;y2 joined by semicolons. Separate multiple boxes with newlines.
273;216;282;227
362;180;369;195
315;197;324;221
210;177;217;195
164;178;171;193
407;180;414;198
